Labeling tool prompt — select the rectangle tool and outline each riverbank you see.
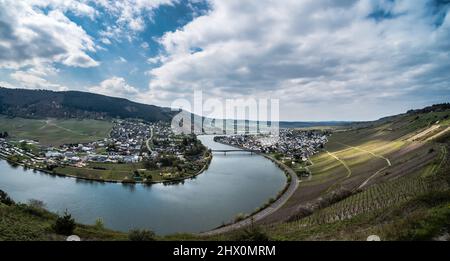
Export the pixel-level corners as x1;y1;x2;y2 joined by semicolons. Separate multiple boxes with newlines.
1;135;286;234
0;202;128;241
0;149;212;185
200;140;299;236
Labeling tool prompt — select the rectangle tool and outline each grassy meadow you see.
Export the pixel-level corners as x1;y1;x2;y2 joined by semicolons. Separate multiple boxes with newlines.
0;201;127;241
0;116;113;146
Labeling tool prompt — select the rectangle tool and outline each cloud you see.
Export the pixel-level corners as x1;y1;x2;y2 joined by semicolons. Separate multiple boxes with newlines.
147;55;164;64
101;37;112;45
26;0;98;20
117;57;127;63
146;0;450;120
0;81;16;89
2;61;68;91
0;0;99;69
88;77;139;98
95;0;179;41
10;70;68;91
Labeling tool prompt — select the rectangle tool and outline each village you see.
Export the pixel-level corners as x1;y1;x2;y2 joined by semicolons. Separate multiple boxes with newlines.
0;119;210;182
214;128;328;162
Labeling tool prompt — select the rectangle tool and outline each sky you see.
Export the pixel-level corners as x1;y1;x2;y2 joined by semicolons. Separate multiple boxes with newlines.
0;0;449;121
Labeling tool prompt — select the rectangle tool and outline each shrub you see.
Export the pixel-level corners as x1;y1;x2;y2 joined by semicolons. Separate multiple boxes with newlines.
144;175;153;184
95;218;104;229
21;199;48;218
233;224;270;241
287;206;314;222
128;229;156;241
318;188;353;208
144;160;158;169
234;213;247;223
0;189;14;206
28;199;46;209
53;210;76;235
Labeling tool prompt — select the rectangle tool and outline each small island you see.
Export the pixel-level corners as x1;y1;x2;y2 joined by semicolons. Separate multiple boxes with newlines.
0;117;212;184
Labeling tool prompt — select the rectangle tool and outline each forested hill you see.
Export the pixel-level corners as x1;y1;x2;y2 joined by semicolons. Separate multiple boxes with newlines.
0;87;178;122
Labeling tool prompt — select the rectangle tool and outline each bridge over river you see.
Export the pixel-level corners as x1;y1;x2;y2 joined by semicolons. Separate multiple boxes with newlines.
211;149;260;155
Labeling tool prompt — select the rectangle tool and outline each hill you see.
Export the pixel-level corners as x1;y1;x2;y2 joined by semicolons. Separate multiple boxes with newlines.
0;87;177;122
0;116;113;146
205;104;450;240
0;190;127;241
279;121;352;129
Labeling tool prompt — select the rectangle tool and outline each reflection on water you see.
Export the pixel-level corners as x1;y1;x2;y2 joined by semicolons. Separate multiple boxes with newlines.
0;135;285;235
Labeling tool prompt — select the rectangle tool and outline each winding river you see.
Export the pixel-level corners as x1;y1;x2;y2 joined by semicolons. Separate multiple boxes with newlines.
0;135;286;235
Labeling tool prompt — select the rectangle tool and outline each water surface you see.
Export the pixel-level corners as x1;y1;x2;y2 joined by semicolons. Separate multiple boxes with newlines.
0;135;285;235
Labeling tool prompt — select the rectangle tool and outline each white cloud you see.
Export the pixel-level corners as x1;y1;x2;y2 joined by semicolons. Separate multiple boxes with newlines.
95;0;178;41
146;0;450;120
0;1;99;69
0;81;16;89
101;38;112;45
141;42;150;49
1;61;66;91
147;55;164;64
26;62;60;77
117;57;127;63
10;70;68;91
26;0;98;20
88;77;139;98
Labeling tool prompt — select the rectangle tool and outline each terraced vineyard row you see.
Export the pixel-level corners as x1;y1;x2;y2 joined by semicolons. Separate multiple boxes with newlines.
282;175;434;229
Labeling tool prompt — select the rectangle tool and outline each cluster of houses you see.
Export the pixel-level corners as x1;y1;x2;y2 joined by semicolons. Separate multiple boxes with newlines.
39;120;155;166
215;129;328;162
109;120;152;155
151;127;183;157
0;138;44;166
0;120;206;172
149;123;207;163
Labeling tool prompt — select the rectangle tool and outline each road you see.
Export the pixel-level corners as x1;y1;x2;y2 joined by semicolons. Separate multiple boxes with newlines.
145;128;154;154
426;126;450;141
326;150;352;178
334;142;392;189
200;155;299;236
407;124;441;141
40;119;88;136
337;142;392;167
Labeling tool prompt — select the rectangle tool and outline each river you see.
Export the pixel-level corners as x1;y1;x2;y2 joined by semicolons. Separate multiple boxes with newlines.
0;135;286;235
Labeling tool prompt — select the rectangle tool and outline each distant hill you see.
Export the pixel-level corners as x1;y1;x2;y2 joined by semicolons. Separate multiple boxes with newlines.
279;121;352;128
0;87;178;122
408;103;450;113
348;103;450;130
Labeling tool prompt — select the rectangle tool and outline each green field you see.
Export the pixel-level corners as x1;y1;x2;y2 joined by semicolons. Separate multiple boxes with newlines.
0;116;113;146
53;162;165;182
52;158;210;183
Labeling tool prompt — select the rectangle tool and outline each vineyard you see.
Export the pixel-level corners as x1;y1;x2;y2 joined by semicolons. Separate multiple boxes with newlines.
293;176;431;227
225;106;450;241
276;144;449;231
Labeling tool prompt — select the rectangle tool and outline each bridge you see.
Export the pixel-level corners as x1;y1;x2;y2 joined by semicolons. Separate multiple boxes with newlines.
211;149;260;155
